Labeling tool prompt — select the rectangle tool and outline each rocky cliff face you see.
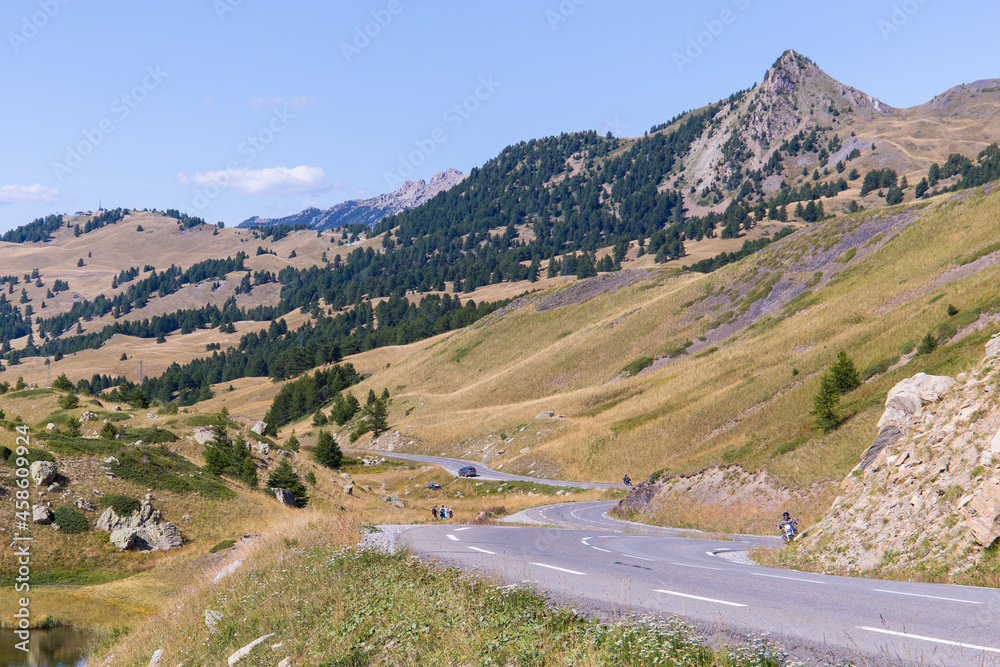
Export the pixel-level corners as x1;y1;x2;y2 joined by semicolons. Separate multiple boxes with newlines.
799;335;1000;576
240;168;466;230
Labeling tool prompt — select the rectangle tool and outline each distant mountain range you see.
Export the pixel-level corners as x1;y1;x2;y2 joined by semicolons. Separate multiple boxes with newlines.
239;168;466;230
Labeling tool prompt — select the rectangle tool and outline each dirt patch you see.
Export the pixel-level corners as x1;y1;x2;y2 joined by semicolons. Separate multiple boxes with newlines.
618;465;833;535
533;270;654;312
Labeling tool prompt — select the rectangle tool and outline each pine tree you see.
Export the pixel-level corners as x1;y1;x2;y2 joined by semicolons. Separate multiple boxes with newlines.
52;373;74;392
267;459;308;508
315;430;343;468
829;351;860;394
811;372;840;432
918;332;938;355
363;398;390;437
286;431;300;452
100;421;119;440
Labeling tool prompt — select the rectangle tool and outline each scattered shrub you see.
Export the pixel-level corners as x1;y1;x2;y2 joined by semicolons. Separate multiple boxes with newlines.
209;539;237;553
52;506;89;533
101;494;141;516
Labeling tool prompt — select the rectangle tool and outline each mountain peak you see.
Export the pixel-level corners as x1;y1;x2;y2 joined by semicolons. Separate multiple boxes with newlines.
761;49;892;114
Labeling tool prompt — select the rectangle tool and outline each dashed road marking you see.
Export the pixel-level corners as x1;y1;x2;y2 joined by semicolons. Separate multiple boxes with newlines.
750;572;826;584
856;626;1000;653
872;589;979;604
446;534;460;542
655;589;746;607
454;527;473;532
532;562;586;576
622;554;655;562
591;546;612;553
671;562;722;571
468;546;496;555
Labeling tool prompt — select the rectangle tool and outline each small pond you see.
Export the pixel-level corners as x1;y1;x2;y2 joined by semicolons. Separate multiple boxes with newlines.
1;627;88;667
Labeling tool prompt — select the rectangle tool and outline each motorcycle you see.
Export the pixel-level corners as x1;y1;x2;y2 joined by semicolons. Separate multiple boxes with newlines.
623;475;632;487
779;520;798;544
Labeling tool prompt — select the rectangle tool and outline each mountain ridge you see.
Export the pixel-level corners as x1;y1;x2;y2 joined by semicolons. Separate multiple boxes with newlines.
239;168;466;230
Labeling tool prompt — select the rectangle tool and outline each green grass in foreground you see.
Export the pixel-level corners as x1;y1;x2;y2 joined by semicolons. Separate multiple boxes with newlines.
98;518;813;666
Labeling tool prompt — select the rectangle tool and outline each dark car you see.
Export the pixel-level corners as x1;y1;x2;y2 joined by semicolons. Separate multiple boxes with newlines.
458;466;478;478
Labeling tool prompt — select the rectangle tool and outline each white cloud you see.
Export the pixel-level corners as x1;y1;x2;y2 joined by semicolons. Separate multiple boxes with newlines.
248;95;315;110
0;183;59;205
176;166;328;196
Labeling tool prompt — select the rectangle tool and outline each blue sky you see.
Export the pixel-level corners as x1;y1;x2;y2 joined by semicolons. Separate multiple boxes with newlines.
1;0;998;233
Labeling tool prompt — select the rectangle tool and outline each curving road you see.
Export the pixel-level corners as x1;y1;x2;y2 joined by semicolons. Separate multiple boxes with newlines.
345;449;625;489
397;501;1000;666
357;451;1000;665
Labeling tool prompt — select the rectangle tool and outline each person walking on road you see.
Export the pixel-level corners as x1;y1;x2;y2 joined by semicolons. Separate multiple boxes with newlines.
432;506;439;520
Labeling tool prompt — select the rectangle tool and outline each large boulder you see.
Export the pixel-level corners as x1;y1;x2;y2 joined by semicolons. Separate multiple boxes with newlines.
193;426;217;445
273;488;297;507
383;493;404;509
110;528;137;550
29;461;57;487
250;420;267;436
965;478;1000;547
80;411;99;422
876;373;955;430
32;505;54;524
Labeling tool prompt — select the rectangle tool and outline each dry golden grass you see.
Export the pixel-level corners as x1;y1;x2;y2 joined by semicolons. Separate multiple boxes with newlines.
301;188;1000;496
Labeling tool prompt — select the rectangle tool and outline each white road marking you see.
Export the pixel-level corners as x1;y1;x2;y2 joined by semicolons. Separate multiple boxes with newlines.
591;546;612;553
671;562;722;571
750;572;826;584
532;562;586;576
856;627;1000;653
454;527;473;532
872;589;979;604
622;554;655;562
581;538;591;545
468;546;496;555
446;534;460;542
655;589;747;607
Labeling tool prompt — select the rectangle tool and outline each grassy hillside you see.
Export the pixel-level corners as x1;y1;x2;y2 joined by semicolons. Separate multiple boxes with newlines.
319;187;1000;508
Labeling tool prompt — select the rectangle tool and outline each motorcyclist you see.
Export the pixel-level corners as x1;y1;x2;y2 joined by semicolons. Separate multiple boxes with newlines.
778;511;798;540
623;474;632;486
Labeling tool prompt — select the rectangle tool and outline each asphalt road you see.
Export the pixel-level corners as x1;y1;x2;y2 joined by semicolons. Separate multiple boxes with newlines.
397;501;1000;667
345;448;626;489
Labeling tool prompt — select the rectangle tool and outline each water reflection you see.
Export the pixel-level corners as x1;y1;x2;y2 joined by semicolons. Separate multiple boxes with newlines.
1;627;88;667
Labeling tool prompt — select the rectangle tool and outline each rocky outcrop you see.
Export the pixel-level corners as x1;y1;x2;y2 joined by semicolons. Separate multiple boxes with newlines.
250;421;267;436
194;427;216;445
96;501;183;551
800;336;1000;574
273;488;297;507
74;498;97;512
29;461;57;487
32;505;53;524
876;373;956;430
